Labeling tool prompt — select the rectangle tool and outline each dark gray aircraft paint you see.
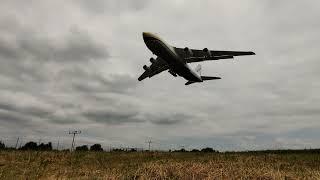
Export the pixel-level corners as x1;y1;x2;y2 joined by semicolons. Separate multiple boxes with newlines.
138;32;255;85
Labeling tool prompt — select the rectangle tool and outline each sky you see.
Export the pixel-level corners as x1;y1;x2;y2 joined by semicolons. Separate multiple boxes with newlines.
0;0;319;151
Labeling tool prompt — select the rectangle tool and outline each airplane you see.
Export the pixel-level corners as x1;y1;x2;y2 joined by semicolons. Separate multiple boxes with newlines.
138;32;255;85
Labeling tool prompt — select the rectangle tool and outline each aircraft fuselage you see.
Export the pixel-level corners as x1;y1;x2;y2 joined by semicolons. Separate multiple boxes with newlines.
143;32;202;82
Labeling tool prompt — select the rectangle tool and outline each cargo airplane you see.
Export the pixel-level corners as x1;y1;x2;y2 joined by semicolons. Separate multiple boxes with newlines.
138;32;255;85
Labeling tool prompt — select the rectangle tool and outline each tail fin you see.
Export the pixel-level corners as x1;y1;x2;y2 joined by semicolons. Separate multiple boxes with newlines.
195;64;201;76
185;76;221;85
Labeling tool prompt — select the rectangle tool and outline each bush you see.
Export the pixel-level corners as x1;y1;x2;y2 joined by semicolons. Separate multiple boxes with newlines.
38;142;52;151
90;144;103;151
20;141;53;151
201;147;218;153
173;148;187;152
191;149;200;152
0;141;5;149
20;141;38;150
75;145;88;151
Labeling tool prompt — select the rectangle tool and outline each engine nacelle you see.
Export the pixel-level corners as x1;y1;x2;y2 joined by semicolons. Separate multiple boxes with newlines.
150;57;156;64
184;47;193;57
168;69;177;77
203;48;212;57
143;65;150;71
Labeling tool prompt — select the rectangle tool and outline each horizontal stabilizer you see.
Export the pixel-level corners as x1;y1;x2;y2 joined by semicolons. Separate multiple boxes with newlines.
185;81;196;85
201;76;221;81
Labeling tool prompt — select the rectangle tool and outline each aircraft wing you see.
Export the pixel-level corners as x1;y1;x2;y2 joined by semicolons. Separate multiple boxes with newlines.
174;47;255;63
138;57;169;81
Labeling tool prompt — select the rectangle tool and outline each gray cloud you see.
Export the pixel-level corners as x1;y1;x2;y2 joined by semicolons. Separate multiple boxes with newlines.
69;71;138;94
0;0;319;151
0;20;108;62
20;30;108;62
83;109;143;125
76;0;150;14
0;38;20;60
149;113;190;125
0;109;28;125
152;118;183;125
0;102;51;118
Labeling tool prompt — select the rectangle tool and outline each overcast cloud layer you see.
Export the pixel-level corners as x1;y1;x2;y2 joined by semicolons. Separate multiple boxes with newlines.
0;0;319;151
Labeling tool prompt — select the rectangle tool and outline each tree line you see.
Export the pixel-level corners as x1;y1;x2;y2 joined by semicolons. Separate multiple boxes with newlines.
0;140;103;151
0;140;219;152
1;140;320;153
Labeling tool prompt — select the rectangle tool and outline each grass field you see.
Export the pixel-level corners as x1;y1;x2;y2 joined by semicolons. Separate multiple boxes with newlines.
1;150;320;179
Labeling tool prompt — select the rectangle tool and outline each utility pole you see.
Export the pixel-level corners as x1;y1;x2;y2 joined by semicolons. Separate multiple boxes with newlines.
146;140;153;151
15;137;19;149
56;136;60;150
69;130;81;151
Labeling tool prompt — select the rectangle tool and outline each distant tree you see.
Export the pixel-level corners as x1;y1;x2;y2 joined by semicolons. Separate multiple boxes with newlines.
38;142;52;151
201;147;216;153
21;141;38;150
75;145;88;151
0;141;5;149
173;148;187;152
90;144;103;151
179;148;187;152
191;149;200;152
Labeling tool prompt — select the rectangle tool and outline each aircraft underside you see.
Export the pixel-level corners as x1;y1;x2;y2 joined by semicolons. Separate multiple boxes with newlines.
138;32;255;85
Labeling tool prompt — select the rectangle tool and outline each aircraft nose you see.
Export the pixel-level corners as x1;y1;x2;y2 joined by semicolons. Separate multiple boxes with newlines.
142;32;157;42
142;32;151;41
142;32;149;38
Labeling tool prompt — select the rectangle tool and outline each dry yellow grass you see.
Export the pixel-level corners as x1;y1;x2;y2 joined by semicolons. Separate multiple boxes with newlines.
0;150;320;179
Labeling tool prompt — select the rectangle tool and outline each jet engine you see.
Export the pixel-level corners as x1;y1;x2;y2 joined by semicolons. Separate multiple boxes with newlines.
203;48;212;57
184;47;193;57
168;69;177;77
143;65;150;71
150;57;156;64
